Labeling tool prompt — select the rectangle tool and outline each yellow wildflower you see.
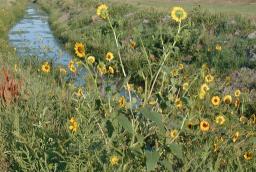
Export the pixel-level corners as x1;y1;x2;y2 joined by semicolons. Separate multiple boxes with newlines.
110;155;119;166
41;62;50;73
96;4;108;19
74;42;86;58
69;117;78;132
105;52;114;62
223;95;232;104
118;96;126;108
205;74;214;83
215;115;225;125
211;96;221;106
200;120;210;132
170;7;187;22
87;56;95;64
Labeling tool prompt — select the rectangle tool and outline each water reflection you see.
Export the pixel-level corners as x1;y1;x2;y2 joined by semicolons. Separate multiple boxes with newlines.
8;4;71;65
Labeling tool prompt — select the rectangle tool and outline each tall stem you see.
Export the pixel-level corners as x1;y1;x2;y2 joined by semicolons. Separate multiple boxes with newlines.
147;21;182;100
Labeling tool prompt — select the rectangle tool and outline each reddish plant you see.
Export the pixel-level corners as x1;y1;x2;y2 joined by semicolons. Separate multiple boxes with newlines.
0;67;22;105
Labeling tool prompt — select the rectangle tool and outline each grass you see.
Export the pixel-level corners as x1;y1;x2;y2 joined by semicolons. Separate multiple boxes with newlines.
111;0;256;16
0;0;255;171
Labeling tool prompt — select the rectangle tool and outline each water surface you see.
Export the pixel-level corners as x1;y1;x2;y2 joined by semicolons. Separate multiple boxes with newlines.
9;4;71;65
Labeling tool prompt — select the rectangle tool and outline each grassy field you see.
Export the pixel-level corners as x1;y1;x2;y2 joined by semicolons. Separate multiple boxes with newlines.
111;0;256;16
0;0;255;171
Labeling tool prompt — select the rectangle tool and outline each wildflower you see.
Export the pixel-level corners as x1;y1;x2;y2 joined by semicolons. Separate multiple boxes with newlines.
234;89;241;97
234;98;240;107
200;120;210;132
182;82;189;91
118;96;126;108
41;62;50;73
87;56;95;64
215;44;222;51
178;64;184;70
215;115;225;125
75;88;83;97
69;117;78;132
96;4;108;19
105;52;114;62
97;63;107;75
202;63;209;70
110;155;119;166
108;66;114;74
170;7;187;23
205;74;214;83
232;131;239;143
168;129;178;138
74;42;86;58
59;67;67;75
125;83;134;91
130;40;136;49
223;95;232;104
239;116;247;124
175;98;183;109
199;90;206;100
200;83;209;93
211;96;221;106
171;69;179;77
69;64;77;73
68;60;75;68
244;152;253;160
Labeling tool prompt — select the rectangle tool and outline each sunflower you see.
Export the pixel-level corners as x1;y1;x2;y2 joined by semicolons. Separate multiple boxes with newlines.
211;96;221;106
215;44;222;51
75;88;83;97
108;66;114;74
205;74;214;83
110;155;119;166
69;117;78;132
200;120;210;132
96;4;108;19
199;90;206;100
239;116;247;124
168;129;178;138
175;98;183;109
130;40;136;49
118;96;126;108
215;115;225;125
68;62;77;73
182;82;189;91
87;56;95;64
234;89;241;97
178;63;184;70
232;131;239;143
74;42;86;58
234;98;240;107
244;152;253;160
59;67;67;75
200;83;209;93
105;52;114;62
41;62;50;73
223;95;232;104
171;69;179;77
97;63;107;75
170;7;187;23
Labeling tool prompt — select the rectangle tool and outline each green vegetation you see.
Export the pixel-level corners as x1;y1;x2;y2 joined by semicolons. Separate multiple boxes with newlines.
0;0;255;171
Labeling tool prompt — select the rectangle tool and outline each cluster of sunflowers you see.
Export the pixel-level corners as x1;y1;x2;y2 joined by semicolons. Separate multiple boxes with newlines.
39;4;255;169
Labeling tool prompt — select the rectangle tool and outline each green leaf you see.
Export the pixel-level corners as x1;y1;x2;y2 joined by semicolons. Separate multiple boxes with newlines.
140;107;165;133
248;137;256;144
117;114;133;134
169;143;183;159
145;150;160;171
161;160;173;172
141;107;162;125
